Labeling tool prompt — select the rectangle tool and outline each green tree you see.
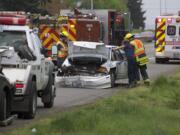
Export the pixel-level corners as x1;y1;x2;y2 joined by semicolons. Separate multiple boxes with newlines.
62;0;127;11
39;0;52;6
127;0;146;29
78;0;127;11
59;0;76;9
0;0;51;14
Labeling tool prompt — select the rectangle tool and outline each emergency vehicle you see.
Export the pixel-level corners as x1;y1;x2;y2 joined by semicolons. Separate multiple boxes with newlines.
0;12;56;119
37;9;131;50
155;13;180;63
60;9;131;45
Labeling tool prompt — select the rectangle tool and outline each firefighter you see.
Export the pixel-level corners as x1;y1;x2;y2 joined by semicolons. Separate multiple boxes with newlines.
56;40;68;69
125;33;150;85
114;37;138;88
60;31;68;45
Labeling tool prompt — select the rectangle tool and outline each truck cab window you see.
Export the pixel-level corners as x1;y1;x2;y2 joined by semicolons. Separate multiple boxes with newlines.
0;31;26;47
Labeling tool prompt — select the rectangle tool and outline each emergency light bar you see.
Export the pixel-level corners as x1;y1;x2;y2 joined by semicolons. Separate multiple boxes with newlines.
0;16;27;25
0;11;27;25
0;11;26;17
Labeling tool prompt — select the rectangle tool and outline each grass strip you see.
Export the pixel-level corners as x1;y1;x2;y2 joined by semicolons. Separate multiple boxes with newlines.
4;74;180;135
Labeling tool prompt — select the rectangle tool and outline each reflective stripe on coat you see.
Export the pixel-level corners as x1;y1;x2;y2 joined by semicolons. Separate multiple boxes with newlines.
130;39;149;66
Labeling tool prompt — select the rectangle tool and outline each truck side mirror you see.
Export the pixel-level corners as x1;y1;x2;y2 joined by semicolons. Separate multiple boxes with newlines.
40;47;48;57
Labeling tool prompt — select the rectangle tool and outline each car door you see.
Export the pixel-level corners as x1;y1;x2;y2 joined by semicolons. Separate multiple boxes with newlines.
113;50;128;79
31;33;47;89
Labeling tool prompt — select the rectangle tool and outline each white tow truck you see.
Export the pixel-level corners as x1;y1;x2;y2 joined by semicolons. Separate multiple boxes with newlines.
0;12;56;119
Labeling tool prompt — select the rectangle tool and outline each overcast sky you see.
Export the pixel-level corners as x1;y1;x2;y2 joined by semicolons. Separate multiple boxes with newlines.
142;0;180;29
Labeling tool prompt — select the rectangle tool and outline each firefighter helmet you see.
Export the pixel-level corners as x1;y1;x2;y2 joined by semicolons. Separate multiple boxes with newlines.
61;31;68;37
124;33;134;40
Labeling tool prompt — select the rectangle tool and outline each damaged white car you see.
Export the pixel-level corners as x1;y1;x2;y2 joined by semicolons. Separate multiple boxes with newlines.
56;41;128;88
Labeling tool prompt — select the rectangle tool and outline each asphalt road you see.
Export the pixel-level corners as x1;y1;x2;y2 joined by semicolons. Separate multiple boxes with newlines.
0;42;180;133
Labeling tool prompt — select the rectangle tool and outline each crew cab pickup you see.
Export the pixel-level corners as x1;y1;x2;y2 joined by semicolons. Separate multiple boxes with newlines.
0;16;56;119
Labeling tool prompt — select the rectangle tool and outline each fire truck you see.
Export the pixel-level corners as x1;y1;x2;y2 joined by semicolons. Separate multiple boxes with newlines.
60;9;131;45
155;13;180;63
37;9;131;49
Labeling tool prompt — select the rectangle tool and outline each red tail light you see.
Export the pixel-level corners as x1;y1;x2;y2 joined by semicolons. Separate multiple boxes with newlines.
15;83;24;89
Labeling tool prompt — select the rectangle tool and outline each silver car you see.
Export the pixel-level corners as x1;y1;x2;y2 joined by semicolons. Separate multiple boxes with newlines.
56;41;128;88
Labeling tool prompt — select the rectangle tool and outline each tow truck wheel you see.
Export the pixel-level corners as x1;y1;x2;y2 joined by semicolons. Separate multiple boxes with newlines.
0;90;7;121
43;85;55;108
42;74;55;108
24;81;37;119
110;71;116;88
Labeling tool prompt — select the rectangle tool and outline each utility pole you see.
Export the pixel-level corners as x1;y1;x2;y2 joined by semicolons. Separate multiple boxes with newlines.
160;0;162;15
59;0;63;15
164;0;167;14
91;0;93;10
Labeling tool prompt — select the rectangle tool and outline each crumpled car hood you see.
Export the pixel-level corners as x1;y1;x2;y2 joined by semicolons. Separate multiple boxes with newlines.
68;41;110;66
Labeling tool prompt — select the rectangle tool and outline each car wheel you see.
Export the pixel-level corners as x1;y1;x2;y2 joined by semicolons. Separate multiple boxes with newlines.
24;81;37;119
155;58;168;64
0;90;7;121
110;71;116;88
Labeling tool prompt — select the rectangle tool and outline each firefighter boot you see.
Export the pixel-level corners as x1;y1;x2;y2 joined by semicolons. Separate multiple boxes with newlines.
136;81;141;86
144;79;150;86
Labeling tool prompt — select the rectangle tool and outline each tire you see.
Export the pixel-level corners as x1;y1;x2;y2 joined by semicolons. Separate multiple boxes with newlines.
155;58;162;64
42;74;55;108
24;82;37;119
43;85;55;108
155;58;168;64
0;90;7;121
110;71;116;88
